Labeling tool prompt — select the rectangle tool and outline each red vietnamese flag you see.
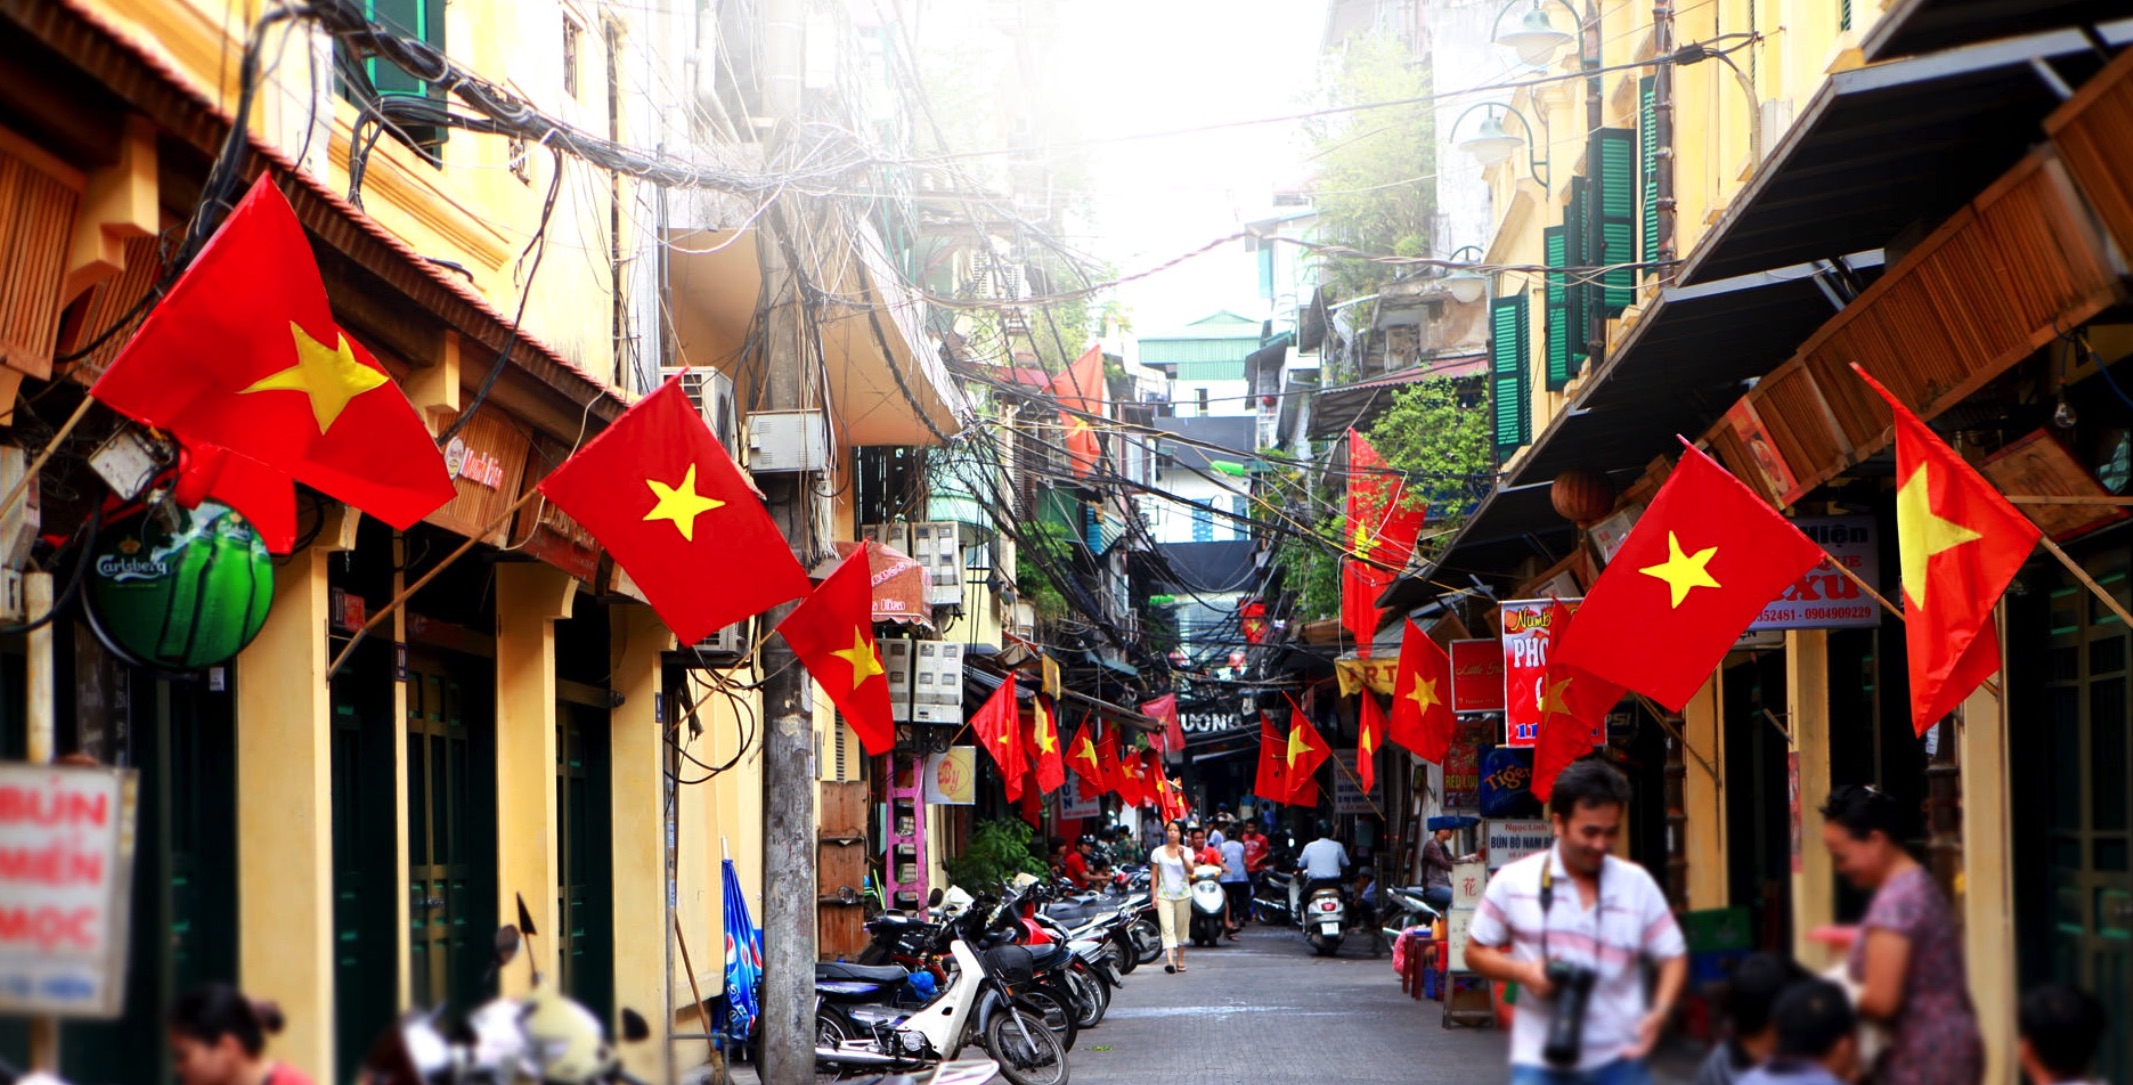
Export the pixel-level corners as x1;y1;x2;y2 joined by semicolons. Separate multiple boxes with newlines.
1356;693;1385;795
174;439;297;553
1285;713;1332;804
90;176;454;529
1254;714;1291;805
1026;696;1066;794
1052;345;1106;477
971;674;1025;801
1854;365;2040;733
1531;601;1629;801
1557;442;1829;710
1115;743;1150;808
539;378;809;643
1066;717;1105;792
1093;726;1127;799
1142;693;1184;755
1342;430;1428;657
1387;620;1454;763
776;549;895;755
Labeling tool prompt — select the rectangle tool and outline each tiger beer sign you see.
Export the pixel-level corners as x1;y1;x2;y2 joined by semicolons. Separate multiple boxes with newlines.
0;764;139;1018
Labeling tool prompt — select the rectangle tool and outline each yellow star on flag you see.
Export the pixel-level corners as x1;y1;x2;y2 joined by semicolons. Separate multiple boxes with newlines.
1895;461;1983;611
1359;722;1377;758
1538;675;1575;717
239;322;390;432
1068;416;1091;436
642;464;727;541
1071;733;1099;772
1405;676;1441;714
828;628;884;690
1286;725;1316;768
1639;531;1722;608
1352;521;1378;558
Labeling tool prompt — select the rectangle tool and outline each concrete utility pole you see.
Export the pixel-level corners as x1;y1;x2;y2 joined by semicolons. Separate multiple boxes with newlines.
756;3;816;1082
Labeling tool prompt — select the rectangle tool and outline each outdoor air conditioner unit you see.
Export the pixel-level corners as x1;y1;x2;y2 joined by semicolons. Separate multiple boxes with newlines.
658;366;739;459
691;615;751;662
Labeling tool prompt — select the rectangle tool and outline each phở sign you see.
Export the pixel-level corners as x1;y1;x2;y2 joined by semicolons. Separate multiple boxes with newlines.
0;764;139;1018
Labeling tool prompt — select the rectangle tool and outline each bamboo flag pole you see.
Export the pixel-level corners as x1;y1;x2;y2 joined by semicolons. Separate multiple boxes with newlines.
325;486;546;676
2036;532;2133;628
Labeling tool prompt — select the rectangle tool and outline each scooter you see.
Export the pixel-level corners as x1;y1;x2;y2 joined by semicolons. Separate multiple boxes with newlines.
1187;864;1228;947
1303;884;1347;957
1251;866;1298;928
816;892;1069;1085
1378;884;1443;942
360;896;652;1084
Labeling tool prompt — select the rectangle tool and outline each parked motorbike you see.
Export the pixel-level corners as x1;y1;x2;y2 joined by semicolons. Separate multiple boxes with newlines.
815;890;1069;1085
360;897;652;1084
1302;884;1347;957
1251;865;1298;928
1378;883;1443;942
1187;864;1228;947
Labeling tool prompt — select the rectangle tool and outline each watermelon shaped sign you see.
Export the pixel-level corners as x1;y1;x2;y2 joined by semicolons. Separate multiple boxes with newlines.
88;500;273;669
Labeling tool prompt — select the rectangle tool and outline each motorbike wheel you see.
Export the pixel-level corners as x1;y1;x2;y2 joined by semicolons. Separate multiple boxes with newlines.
1312;937;1340;957
1067;966;1109;1029
1131;918;1163;964
1020;985;1079;1051
814;1006;855;1084
985;1004;1070;1085
1106;930;1136;976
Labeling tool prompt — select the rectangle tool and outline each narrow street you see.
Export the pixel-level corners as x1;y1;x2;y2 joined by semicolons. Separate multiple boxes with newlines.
1070;926;1502;1085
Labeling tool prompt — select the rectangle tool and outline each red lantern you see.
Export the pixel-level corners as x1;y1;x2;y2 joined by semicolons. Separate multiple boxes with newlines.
1550;468;1616;525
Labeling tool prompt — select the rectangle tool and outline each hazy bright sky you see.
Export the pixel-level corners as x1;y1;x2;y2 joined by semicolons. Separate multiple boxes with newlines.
1047;1;1329;334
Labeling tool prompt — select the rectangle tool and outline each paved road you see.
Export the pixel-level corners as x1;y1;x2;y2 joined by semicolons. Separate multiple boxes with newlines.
1066;923;1507;1085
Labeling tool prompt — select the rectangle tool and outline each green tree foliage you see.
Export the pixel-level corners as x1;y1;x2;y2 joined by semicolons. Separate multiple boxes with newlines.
943;818;1050;891
1305;32;1436;298
1271;379;1488;619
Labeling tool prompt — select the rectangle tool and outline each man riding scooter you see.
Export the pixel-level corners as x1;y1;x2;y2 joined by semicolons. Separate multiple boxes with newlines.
1296;821;1352;955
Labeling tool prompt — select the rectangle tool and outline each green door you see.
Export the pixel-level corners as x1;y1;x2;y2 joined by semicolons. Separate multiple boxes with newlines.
332;638;401;1081
2032;554;2133;1083
406;651;497;1012
556;696;613;1024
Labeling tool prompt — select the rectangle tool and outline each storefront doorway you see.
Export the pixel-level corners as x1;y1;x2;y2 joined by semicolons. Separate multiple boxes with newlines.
406;649;498;1012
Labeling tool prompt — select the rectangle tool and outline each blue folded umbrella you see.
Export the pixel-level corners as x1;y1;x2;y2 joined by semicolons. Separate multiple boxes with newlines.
721;858;763;1045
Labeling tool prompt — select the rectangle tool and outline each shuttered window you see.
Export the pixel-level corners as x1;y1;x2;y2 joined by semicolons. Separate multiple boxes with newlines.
336;0;450;161
1564;178;1590;370
1640;77;1660;276
1544;226;1571;391
1591;128;1638;314
1491;295;1531;463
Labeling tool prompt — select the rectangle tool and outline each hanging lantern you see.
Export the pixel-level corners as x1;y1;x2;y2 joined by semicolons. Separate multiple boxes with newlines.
88;500;274;669
1550;468;1616;525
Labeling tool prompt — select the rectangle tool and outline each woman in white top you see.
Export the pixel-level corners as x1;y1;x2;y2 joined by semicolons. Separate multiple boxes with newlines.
1151;820;1195;973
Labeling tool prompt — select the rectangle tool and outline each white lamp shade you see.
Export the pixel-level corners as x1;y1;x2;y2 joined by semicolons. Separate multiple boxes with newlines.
1496;9;1572;66
1443;270;1489;305
1458;115;1523;167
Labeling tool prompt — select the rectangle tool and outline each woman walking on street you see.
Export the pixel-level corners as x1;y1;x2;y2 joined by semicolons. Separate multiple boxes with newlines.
1152;820;1195;973
1820;784;1982;1085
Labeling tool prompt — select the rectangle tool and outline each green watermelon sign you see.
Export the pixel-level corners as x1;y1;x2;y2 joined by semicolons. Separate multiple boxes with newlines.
87;500;273;669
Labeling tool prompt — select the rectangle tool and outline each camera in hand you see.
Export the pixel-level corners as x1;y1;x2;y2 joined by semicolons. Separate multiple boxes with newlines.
1541;959;1598;1067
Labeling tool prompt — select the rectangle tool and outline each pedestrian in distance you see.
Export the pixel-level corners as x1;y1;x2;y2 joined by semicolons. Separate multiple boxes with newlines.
1063;835;1094;890
2015;983;2106;1085
1190;825;1234;935
1464;759;1688;1085
1422;823;1477;913
170;984;316;1085
1151;820;1196;973
1696;953;1811;1085
1819;784;1982;1085
1736;979;1861;1085
1218;829;1249;937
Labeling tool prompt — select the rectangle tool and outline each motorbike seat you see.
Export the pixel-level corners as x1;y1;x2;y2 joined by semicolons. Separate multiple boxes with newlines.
1029;942;1076;970
816;961;910;985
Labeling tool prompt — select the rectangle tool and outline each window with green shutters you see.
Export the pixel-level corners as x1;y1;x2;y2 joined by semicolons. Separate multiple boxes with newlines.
335;0;449;162
1591;128;1637;314
1544;226;1571;390
1564;177;1589;369
1491;294;1531;463
1640;77;1660;277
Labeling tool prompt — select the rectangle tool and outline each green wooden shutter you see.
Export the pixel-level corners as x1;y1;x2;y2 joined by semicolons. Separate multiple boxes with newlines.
1564;178;1589;368
1591;127;1638;314
1491;295;1531;463
348;0;449;159
1640;77;1660;275
1544;226;1570;391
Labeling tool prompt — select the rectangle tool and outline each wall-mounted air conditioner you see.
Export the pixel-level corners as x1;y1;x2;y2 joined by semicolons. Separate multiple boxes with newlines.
659;366;739;460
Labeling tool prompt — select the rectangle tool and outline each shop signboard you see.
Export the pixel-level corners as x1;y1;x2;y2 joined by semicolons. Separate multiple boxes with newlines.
1445;908;1474;973
1332;749;1376;815
1060;773;1101;820
1451;639;1505;713
1451;860;1488;910
1747;517;1881;631
0;764;140;1017
1484;818;1553;871
1500;598;1576;748
1443;715;1486;814
924;747;976;805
